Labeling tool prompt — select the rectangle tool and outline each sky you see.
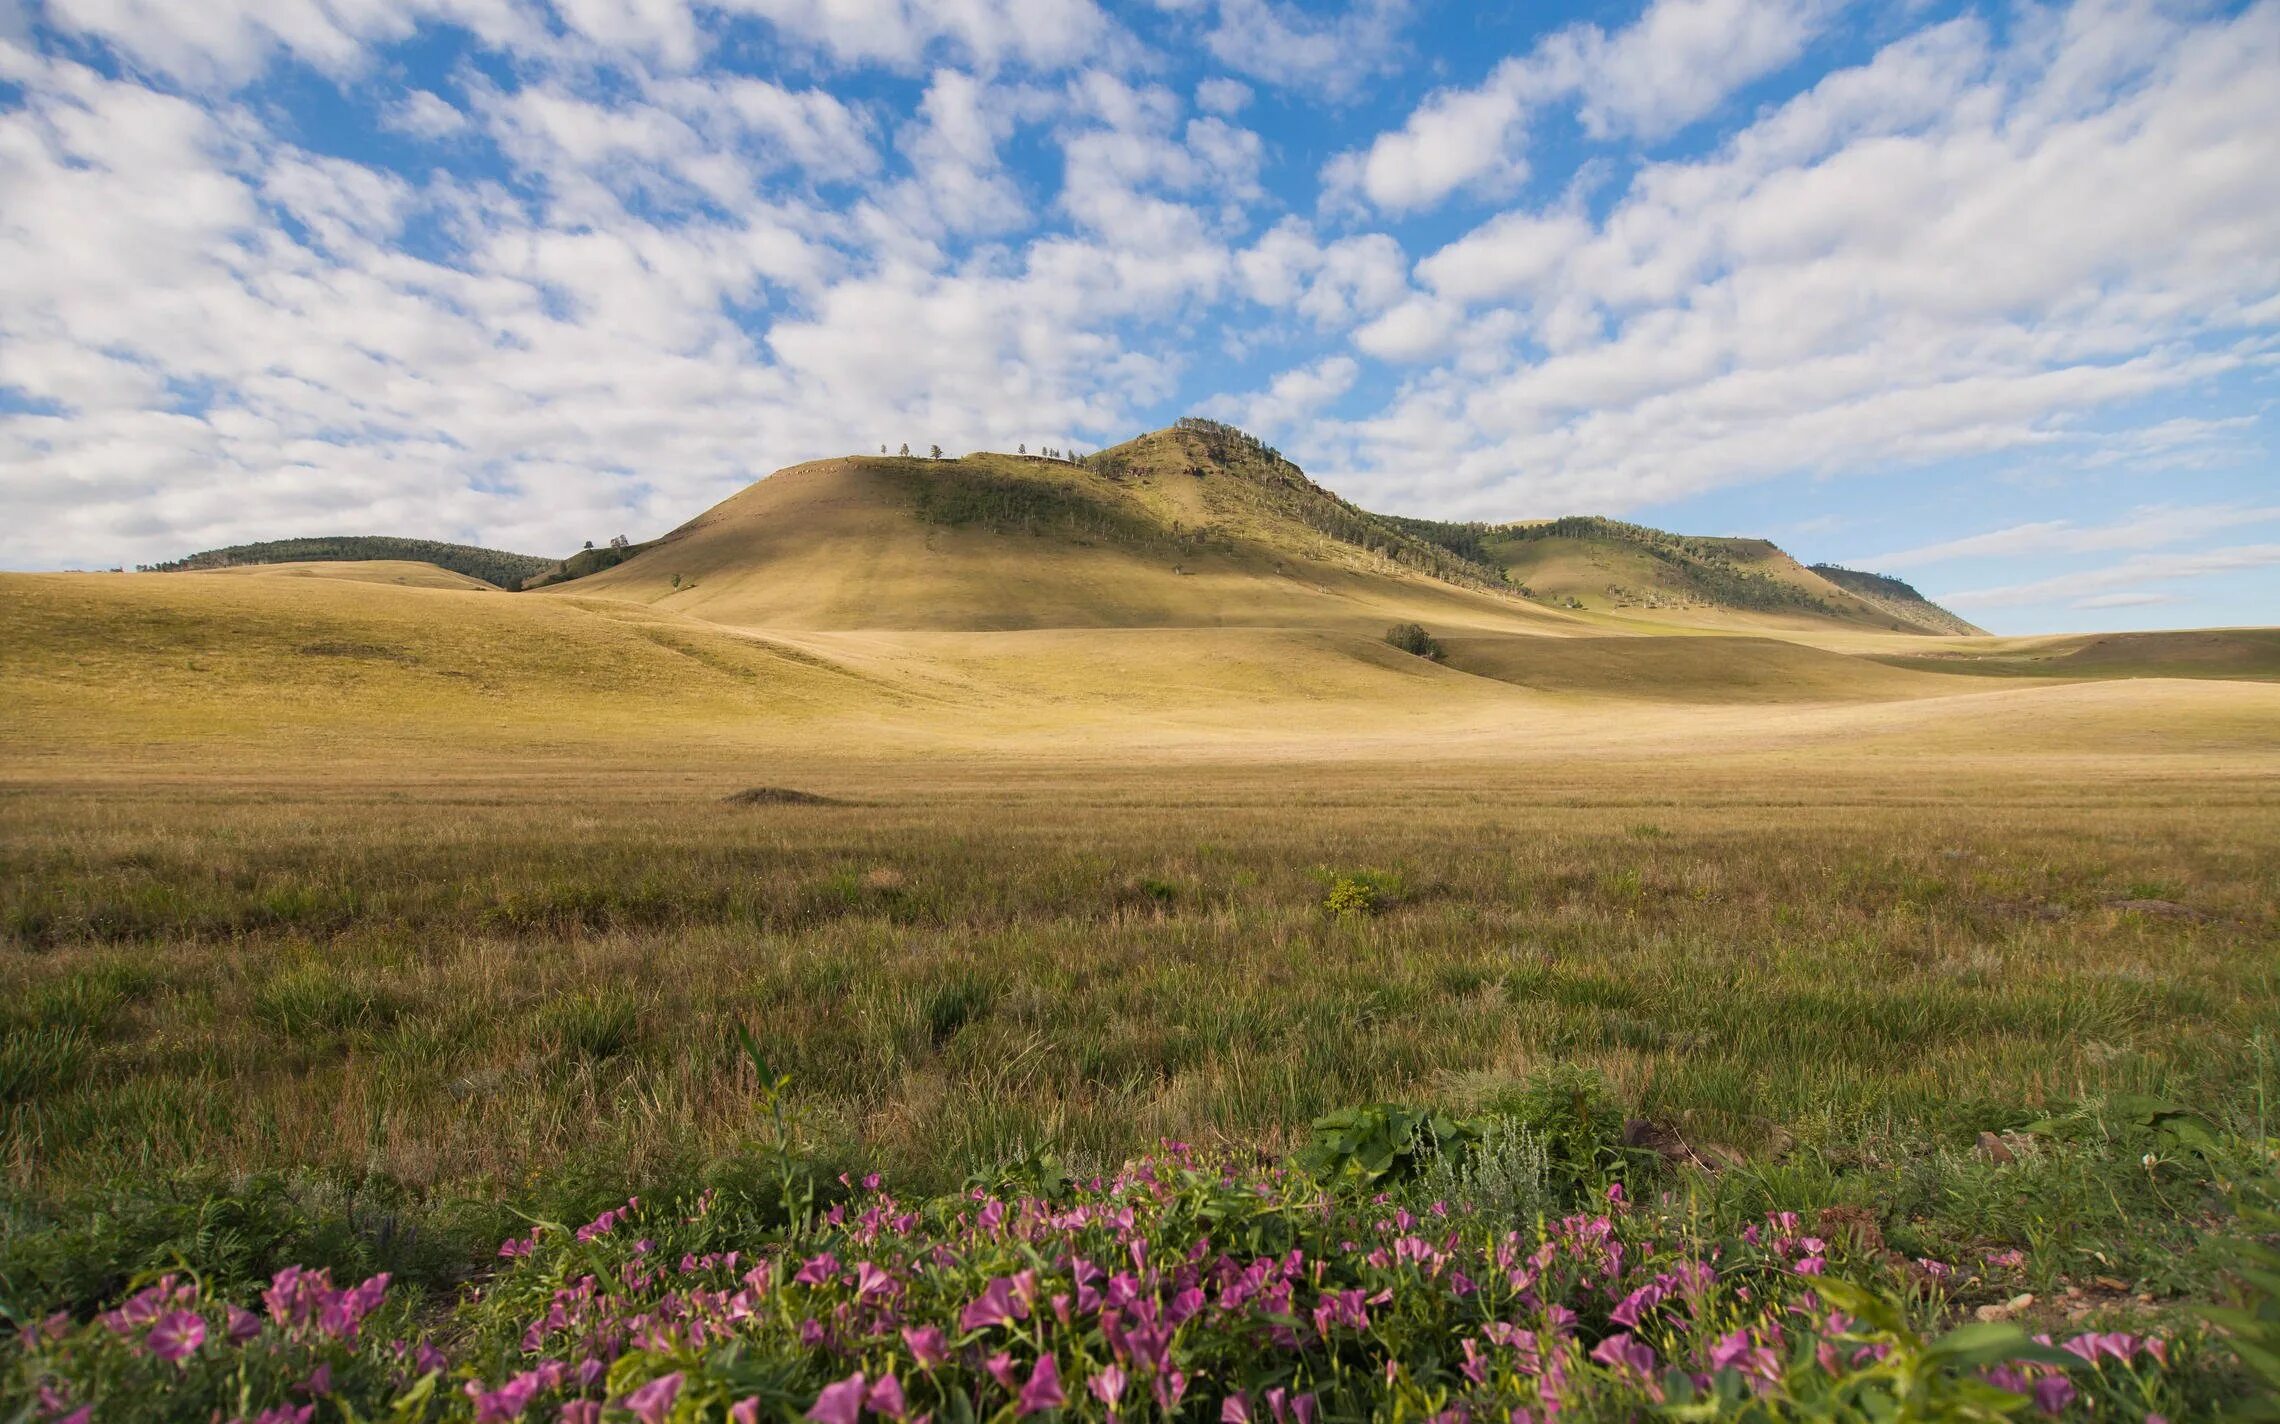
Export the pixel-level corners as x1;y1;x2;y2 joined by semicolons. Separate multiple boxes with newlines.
1;0;2275;634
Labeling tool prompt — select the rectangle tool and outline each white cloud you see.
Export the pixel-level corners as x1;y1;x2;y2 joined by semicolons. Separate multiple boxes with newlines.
381;89;470;139
1236;219;1406;327
36;0;536;87
1866;504;2280;568
1352;296;1458;362
1195;76;1252;115
1326;0;1833;212
721;0;1120;71
1203;354;1358;435
1941;545;2280;610
1314;1;2280;523
1188;0;1409;97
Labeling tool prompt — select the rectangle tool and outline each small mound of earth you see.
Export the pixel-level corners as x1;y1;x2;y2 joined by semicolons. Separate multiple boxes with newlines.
722;786;842;806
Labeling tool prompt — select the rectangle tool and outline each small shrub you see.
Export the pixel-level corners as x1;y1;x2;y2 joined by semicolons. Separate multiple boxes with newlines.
1408;1117;1553;1228
1323;868;1402;918
1480;1064;1635;1197
1384;622;1445;660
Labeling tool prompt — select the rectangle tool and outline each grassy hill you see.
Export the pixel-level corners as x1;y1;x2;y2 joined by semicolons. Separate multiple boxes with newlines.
186;558;502;592
1810;563;1985;635
1390;514;1982;634
548;423;1567;635
140;536;555;590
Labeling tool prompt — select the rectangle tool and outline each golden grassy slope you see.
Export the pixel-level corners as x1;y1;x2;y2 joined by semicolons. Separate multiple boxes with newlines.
8;567;2278;786
1481;526;1979;636
188;559;501;592
555;443;1571;636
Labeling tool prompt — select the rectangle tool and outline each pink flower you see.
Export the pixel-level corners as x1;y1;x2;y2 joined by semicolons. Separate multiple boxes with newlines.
985;1353;1019;1391
1221;1394;1251;1424
225;1305;261;1344
1018;1355;1065;1415
147;1310;206;1363
903;1324;948;1369
795;1252;841;1286
731;1402;763;1424
1590;1332;1657;1381
1089;1365;1128;1410
624;1372;682;1424
961;1275;1029;1333
466;1375;540;1422
559;1404;602;1424
867;1375;908;1420
2033;1376;2077;1415
809;1372;866;1424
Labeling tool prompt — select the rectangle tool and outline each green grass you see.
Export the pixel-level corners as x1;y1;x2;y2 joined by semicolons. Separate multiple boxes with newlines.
2;761;2273;1315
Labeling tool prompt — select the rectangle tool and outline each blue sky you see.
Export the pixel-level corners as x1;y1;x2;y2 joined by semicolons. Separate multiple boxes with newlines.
0;0;2274;634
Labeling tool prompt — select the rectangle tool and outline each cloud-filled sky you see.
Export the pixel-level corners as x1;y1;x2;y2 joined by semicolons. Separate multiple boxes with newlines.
1;0;2274;633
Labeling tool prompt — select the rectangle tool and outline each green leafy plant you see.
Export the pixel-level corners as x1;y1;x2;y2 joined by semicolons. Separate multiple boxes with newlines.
2205;1202;2280;1418
1323;868;1402;917
2027;1092;2222;1169
1300;1102;1481;1183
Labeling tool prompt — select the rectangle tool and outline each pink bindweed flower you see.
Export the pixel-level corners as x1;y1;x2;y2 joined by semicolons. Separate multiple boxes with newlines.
961;1275;1029;1333
2033;1376;2077;1415
623;1372;682;1424
808;1372;866;1424
903;1324;948;1369
1221;1394;1251;1424
147;1310;206;1363
1018;1355;1065;1415
867;1375;909;1420
226;1304;262;1344
1590;1332;1658;1382
794;1252;842;1286
466;1375;540;1422
558;1405;601;1424
1089;1365;1128;1411
985;1352;1020;1391
731;1401;763;1424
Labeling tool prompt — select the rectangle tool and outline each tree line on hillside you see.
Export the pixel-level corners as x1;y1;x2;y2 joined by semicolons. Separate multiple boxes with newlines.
136;537;555;590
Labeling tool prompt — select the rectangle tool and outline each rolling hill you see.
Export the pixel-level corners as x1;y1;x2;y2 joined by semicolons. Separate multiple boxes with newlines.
130;424;1982;639
546;422;1567;635
1390;515;1984;635
138;535;556;590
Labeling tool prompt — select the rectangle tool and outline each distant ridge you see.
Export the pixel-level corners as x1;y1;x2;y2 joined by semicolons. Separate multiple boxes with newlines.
1385;513;1982;635
142;536;553;591
1810;564;1987;636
